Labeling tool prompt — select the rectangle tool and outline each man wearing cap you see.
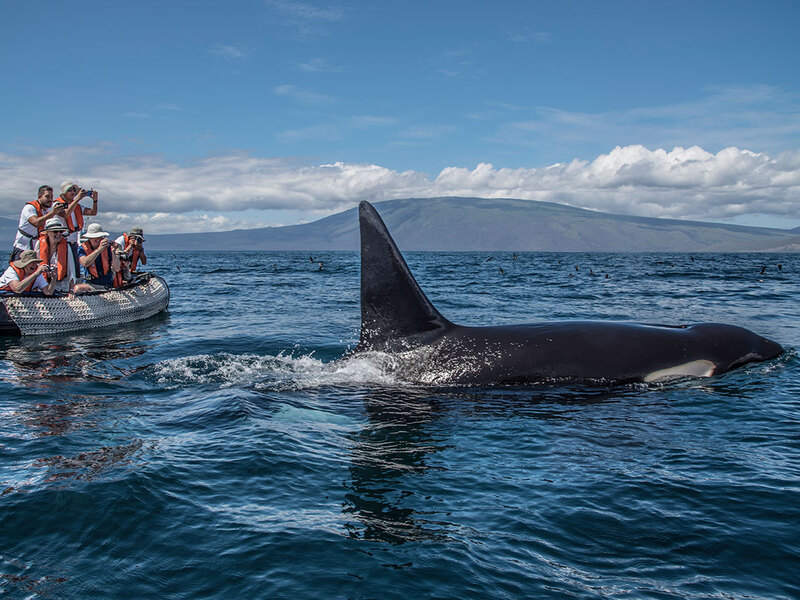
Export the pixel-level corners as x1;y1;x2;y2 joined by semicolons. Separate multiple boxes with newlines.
54;181;99;274
11;186;67;261
35;217;77;294
114;227;147;280
0;250;57;295
79;223;122;289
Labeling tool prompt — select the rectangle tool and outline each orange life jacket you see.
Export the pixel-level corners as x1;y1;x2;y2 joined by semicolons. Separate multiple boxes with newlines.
54;196;84;233
38;235;70;282
122;233;142;271
1;263;36;292
25;200;46;234
81;241;123;287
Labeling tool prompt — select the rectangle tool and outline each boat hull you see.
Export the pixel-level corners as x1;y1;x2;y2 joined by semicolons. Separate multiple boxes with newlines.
0;273;170;336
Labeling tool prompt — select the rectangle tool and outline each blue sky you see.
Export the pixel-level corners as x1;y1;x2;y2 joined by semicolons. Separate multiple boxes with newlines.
2;0;799;233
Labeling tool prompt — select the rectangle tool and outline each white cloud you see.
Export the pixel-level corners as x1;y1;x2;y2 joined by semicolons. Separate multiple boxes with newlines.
266;0;347;40
433;146;800;221
95;212;270;235
209;44;252;61
427;48;481;80
348;115;397;128
293;57;343;73
273;84;336;105
397;124;456;141
492;85;800;156
276;114;396;142
507;30;552;45
276;123;342;142
266;0;345;23
1;144;799;233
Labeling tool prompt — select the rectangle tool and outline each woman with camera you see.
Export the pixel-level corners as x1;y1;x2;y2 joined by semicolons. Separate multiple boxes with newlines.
35;218;78;294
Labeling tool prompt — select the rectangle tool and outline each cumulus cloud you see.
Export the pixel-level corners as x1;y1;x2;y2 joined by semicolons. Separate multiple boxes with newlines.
433;146;800;221
95;212;265;235
1;144;799;233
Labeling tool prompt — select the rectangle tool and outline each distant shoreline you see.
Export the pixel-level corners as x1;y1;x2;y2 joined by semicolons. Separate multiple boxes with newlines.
3;197;799;252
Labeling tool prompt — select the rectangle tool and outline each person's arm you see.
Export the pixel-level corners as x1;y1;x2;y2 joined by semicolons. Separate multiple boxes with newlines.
8;265;48;293
82;190;99;217
40;272;57;296
64;192;83;216
80;239;109;267
27;204;65;229
111;248;121;273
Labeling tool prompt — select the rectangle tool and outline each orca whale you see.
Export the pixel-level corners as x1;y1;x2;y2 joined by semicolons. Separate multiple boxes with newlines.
353;201;783;385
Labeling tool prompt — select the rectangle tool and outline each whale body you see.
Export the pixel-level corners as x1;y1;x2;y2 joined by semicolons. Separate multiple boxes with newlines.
352;201;783;385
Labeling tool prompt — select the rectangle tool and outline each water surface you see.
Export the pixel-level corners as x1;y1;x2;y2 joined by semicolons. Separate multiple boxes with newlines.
1;251;798;599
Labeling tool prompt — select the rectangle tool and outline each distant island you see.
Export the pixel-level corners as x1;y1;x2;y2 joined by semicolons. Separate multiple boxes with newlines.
3;197;799;252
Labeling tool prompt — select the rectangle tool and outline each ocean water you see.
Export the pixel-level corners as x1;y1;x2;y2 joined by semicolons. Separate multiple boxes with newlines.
1;251;798;599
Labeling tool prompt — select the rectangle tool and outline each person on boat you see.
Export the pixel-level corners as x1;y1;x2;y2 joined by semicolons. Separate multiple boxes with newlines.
35;218;81;294
113;227;147;281
11;186;67;261
78;223;122;289
54;181;99;275
0;250;57;295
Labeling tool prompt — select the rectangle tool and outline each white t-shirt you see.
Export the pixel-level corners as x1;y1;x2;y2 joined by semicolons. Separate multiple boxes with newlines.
0;265;48;292
33;239;76;293
13;204;40;251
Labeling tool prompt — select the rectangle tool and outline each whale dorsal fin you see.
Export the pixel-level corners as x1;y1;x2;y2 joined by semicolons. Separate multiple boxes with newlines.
358;201;452;351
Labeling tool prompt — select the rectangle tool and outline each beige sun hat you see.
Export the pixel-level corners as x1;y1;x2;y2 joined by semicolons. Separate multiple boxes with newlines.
43;217;69;232
13;250;43;269
60;181;77;195
83;223;110;239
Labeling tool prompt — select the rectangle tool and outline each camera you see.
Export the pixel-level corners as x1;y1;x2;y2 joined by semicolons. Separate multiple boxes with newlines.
130;235;142;243
44;264;57;273
116;251;130;260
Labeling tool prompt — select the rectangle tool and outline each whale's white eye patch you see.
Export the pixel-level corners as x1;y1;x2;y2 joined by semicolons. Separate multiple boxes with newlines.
644;359;716;383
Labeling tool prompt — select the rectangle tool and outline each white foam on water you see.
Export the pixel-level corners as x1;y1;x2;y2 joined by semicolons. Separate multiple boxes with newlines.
281;352;405;389
152;351;405;390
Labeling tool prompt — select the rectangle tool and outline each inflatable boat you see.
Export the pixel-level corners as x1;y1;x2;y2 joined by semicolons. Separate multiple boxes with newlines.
0;273;170;336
